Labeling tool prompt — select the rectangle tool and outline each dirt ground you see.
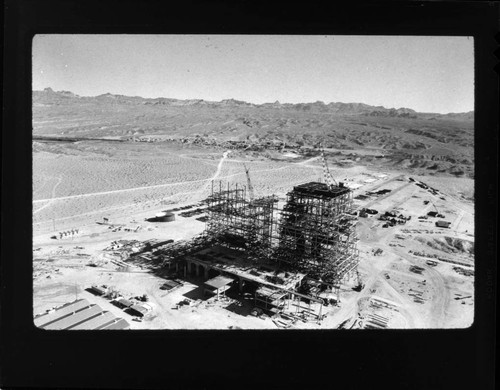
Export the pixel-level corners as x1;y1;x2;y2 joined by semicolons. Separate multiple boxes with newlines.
33;143;474;329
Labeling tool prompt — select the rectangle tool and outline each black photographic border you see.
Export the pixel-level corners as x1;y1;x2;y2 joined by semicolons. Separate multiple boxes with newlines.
2;1;497;389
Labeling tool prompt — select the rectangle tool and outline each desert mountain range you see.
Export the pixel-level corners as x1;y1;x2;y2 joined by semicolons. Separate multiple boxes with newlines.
34;87;473;119
33;88;474;179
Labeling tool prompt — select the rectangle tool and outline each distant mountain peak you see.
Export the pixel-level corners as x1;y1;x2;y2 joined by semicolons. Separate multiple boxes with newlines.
32;88;473;117
36;87;78;100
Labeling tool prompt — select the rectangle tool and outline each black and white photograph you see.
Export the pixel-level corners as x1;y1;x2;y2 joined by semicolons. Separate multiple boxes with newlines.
31;34;476;330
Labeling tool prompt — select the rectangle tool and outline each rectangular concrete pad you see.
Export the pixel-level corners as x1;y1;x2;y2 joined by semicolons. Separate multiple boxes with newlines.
204;275;234;290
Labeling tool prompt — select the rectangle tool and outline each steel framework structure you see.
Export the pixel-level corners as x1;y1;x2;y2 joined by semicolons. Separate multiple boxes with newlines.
275;182;359;285
204;181;279;262
177;180;360;297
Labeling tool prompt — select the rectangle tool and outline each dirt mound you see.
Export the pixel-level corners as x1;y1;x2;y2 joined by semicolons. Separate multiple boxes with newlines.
416;236;474;256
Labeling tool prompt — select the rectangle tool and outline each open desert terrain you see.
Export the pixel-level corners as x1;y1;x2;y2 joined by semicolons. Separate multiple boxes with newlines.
32;89;474;329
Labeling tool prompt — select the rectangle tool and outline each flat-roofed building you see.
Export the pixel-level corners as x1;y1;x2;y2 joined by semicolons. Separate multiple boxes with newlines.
128;304;149;317
435;220;451;228
204;275;234;299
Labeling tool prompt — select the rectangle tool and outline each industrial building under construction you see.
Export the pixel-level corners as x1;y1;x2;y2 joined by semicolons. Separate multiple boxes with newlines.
160;178;360;319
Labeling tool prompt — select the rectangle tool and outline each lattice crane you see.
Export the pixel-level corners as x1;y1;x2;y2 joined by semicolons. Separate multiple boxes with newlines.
430;200;445;218
319;142;338;187
243;163;255;200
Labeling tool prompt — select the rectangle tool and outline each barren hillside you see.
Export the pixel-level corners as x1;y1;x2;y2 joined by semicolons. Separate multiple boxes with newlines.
33;88;474;179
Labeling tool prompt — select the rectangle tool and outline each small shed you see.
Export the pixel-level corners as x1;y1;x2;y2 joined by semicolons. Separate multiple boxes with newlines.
155;212;176;222
89;286;106;296
427;211;438;217
160;279;183;291
129;304;149;317
204;275;234;299
115;298;133;309
435;220;451;228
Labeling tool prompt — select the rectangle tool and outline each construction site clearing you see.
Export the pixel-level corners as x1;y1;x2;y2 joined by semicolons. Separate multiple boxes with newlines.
33;168;474;329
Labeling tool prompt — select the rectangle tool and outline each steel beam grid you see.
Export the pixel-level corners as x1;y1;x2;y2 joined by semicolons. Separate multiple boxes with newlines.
204;182;278;259
276;183;359;284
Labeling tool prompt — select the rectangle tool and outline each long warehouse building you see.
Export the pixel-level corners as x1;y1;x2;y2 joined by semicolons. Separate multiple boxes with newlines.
34;299;130;330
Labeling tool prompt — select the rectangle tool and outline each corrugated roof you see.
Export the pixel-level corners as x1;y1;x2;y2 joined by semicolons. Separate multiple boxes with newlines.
34;299;131;330
43;305;102;330
70;311;116;330
94;319;121;330
34;299;92;328
162;279;182;289
116;298;133;307
100;318;130;330
204;275;234;290
130;304;149;315
90;286;106;295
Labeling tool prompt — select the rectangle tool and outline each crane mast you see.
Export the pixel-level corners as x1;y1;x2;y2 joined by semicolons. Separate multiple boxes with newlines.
244;163;255;200
319;142;338;187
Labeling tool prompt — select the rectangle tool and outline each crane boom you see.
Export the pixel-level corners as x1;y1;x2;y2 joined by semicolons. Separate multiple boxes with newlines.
319;143;338;187
431;200;439;214
243;163;255;200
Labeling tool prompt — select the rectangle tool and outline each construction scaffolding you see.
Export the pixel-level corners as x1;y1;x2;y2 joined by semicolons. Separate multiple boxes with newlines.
276;182;359;286
204;181;279;262
162;180;360;306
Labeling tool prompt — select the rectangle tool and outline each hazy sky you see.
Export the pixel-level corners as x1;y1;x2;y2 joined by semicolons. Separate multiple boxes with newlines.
33;35;474;114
